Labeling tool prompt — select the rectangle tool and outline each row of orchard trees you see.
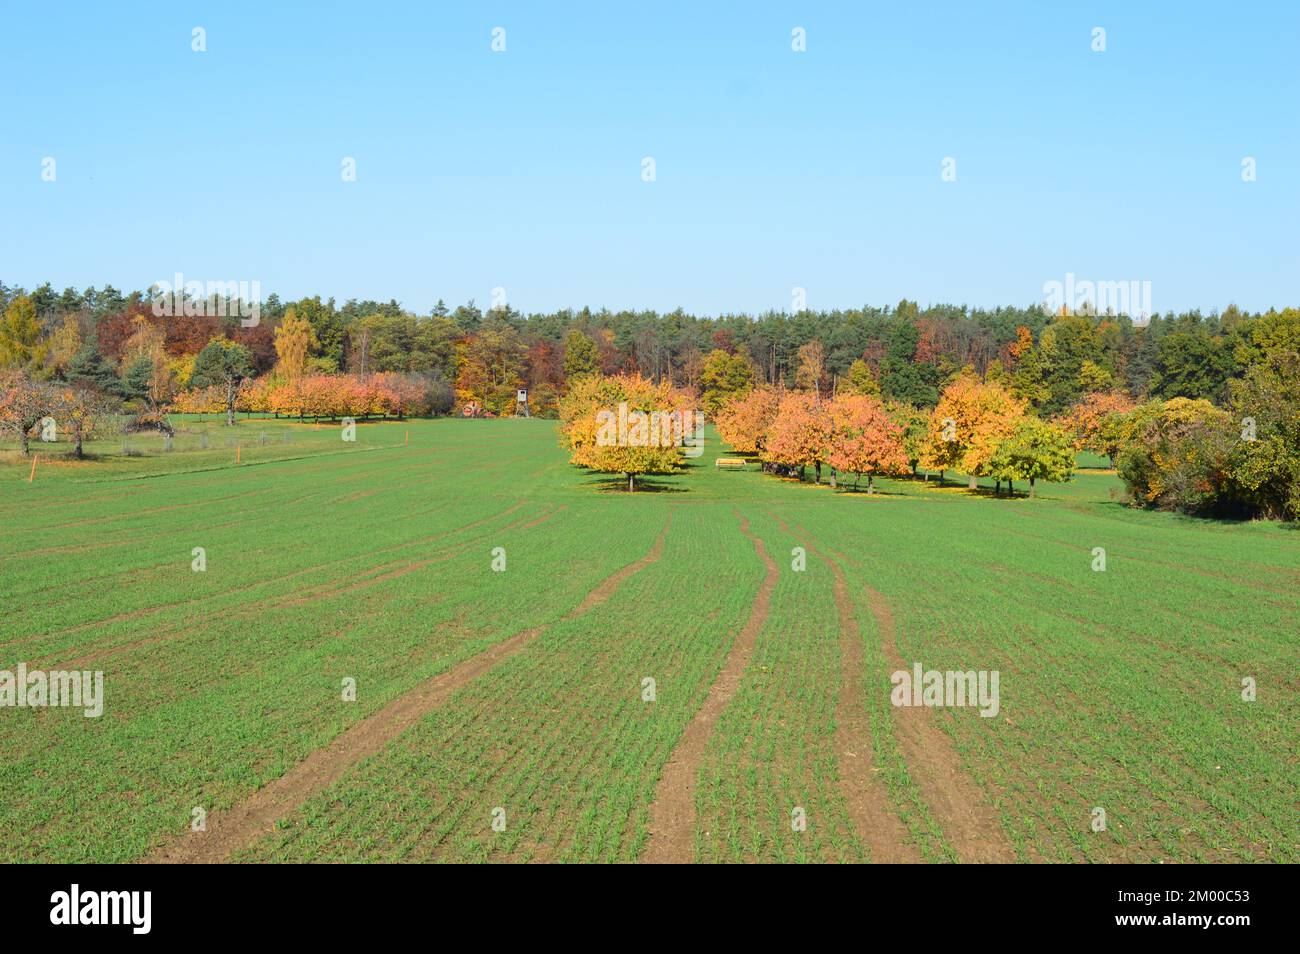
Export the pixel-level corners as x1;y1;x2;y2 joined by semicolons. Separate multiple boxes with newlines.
171;371;436;422
557;373;699;491
717;371;1077;496
716;359;1300;518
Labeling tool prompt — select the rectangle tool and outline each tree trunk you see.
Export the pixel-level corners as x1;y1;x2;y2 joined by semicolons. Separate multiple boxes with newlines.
814;462;822;484
995;480;1001;495
867;474;875;494
627;473;635;493
75;435;84;459
1029;477;1036;498
968;474;977;490
20;431;30;455
1008;480;1014;495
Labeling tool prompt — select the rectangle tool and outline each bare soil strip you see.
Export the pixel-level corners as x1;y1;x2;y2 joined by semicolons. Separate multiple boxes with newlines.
820;541;1015;863
641;509;778;864
143;513;673;864
775;517;918;862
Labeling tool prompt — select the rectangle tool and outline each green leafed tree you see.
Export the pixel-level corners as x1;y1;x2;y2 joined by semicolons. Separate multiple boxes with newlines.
562;329;600;384
842;358;881;396
989;417;1075;497
190;339;255;425
66;344;125;397
123;355;155;405
699;348;754;416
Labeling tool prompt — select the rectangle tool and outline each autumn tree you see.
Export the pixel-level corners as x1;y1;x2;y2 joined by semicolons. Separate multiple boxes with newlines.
273;307;316;378
827;394;909;492
715;386;780;456
793;340;827;395
52;385;119;459
0;370;50;455
41;314;83;380
988;417;1075;496
190;339;255;425
763;391;834;482
1057;391;1136;464
0;295;46;369
699;348;754;416
455;324;526;414
558;373;692;491
168;384;225;418
118;314;173;407
1115;398;1236;514
924;371;1027;488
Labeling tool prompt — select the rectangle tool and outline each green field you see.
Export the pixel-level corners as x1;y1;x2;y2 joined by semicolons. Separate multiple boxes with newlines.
2;416;1295;863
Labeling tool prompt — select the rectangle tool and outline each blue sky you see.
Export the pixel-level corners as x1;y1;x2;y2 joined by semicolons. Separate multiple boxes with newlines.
1;1;1296;316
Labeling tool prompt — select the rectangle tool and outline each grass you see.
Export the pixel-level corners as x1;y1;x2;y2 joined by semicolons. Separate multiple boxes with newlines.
1;416;1295;863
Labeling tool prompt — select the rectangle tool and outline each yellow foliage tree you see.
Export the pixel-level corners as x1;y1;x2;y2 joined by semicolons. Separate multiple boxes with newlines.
559;373;694;491
923;371;1027;488
274;308;316;379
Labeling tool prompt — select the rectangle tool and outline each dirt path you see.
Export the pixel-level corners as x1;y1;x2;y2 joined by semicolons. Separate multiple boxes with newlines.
143;513;673;864
641;509;778;864
772;517;918;863
819;541;1015;863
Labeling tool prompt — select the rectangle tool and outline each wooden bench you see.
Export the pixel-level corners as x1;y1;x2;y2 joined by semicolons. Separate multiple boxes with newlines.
715;458;747;470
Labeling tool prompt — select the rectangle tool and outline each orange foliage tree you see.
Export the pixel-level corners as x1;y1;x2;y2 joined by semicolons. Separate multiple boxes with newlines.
827;394;910;492
1056;390;1136;463
715;386;780;456
174;372;431;423
763;391;834;482
169;384;226;418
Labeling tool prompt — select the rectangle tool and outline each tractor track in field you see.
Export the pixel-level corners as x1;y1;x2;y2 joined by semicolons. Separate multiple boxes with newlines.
777;517;919;863
142;512;674;864
641;508;778;864
819;541;1016;863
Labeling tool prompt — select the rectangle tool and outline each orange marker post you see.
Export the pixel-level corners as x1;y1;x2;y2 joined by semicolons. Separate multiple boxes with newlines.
236;445;241;465
29;453;38;483
405;430;409;446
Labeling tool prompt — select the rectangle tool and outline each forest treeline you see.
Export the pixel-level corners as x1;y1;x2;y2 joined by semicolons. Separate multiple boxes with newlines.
0;280;1288;419
3;281;1297;519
